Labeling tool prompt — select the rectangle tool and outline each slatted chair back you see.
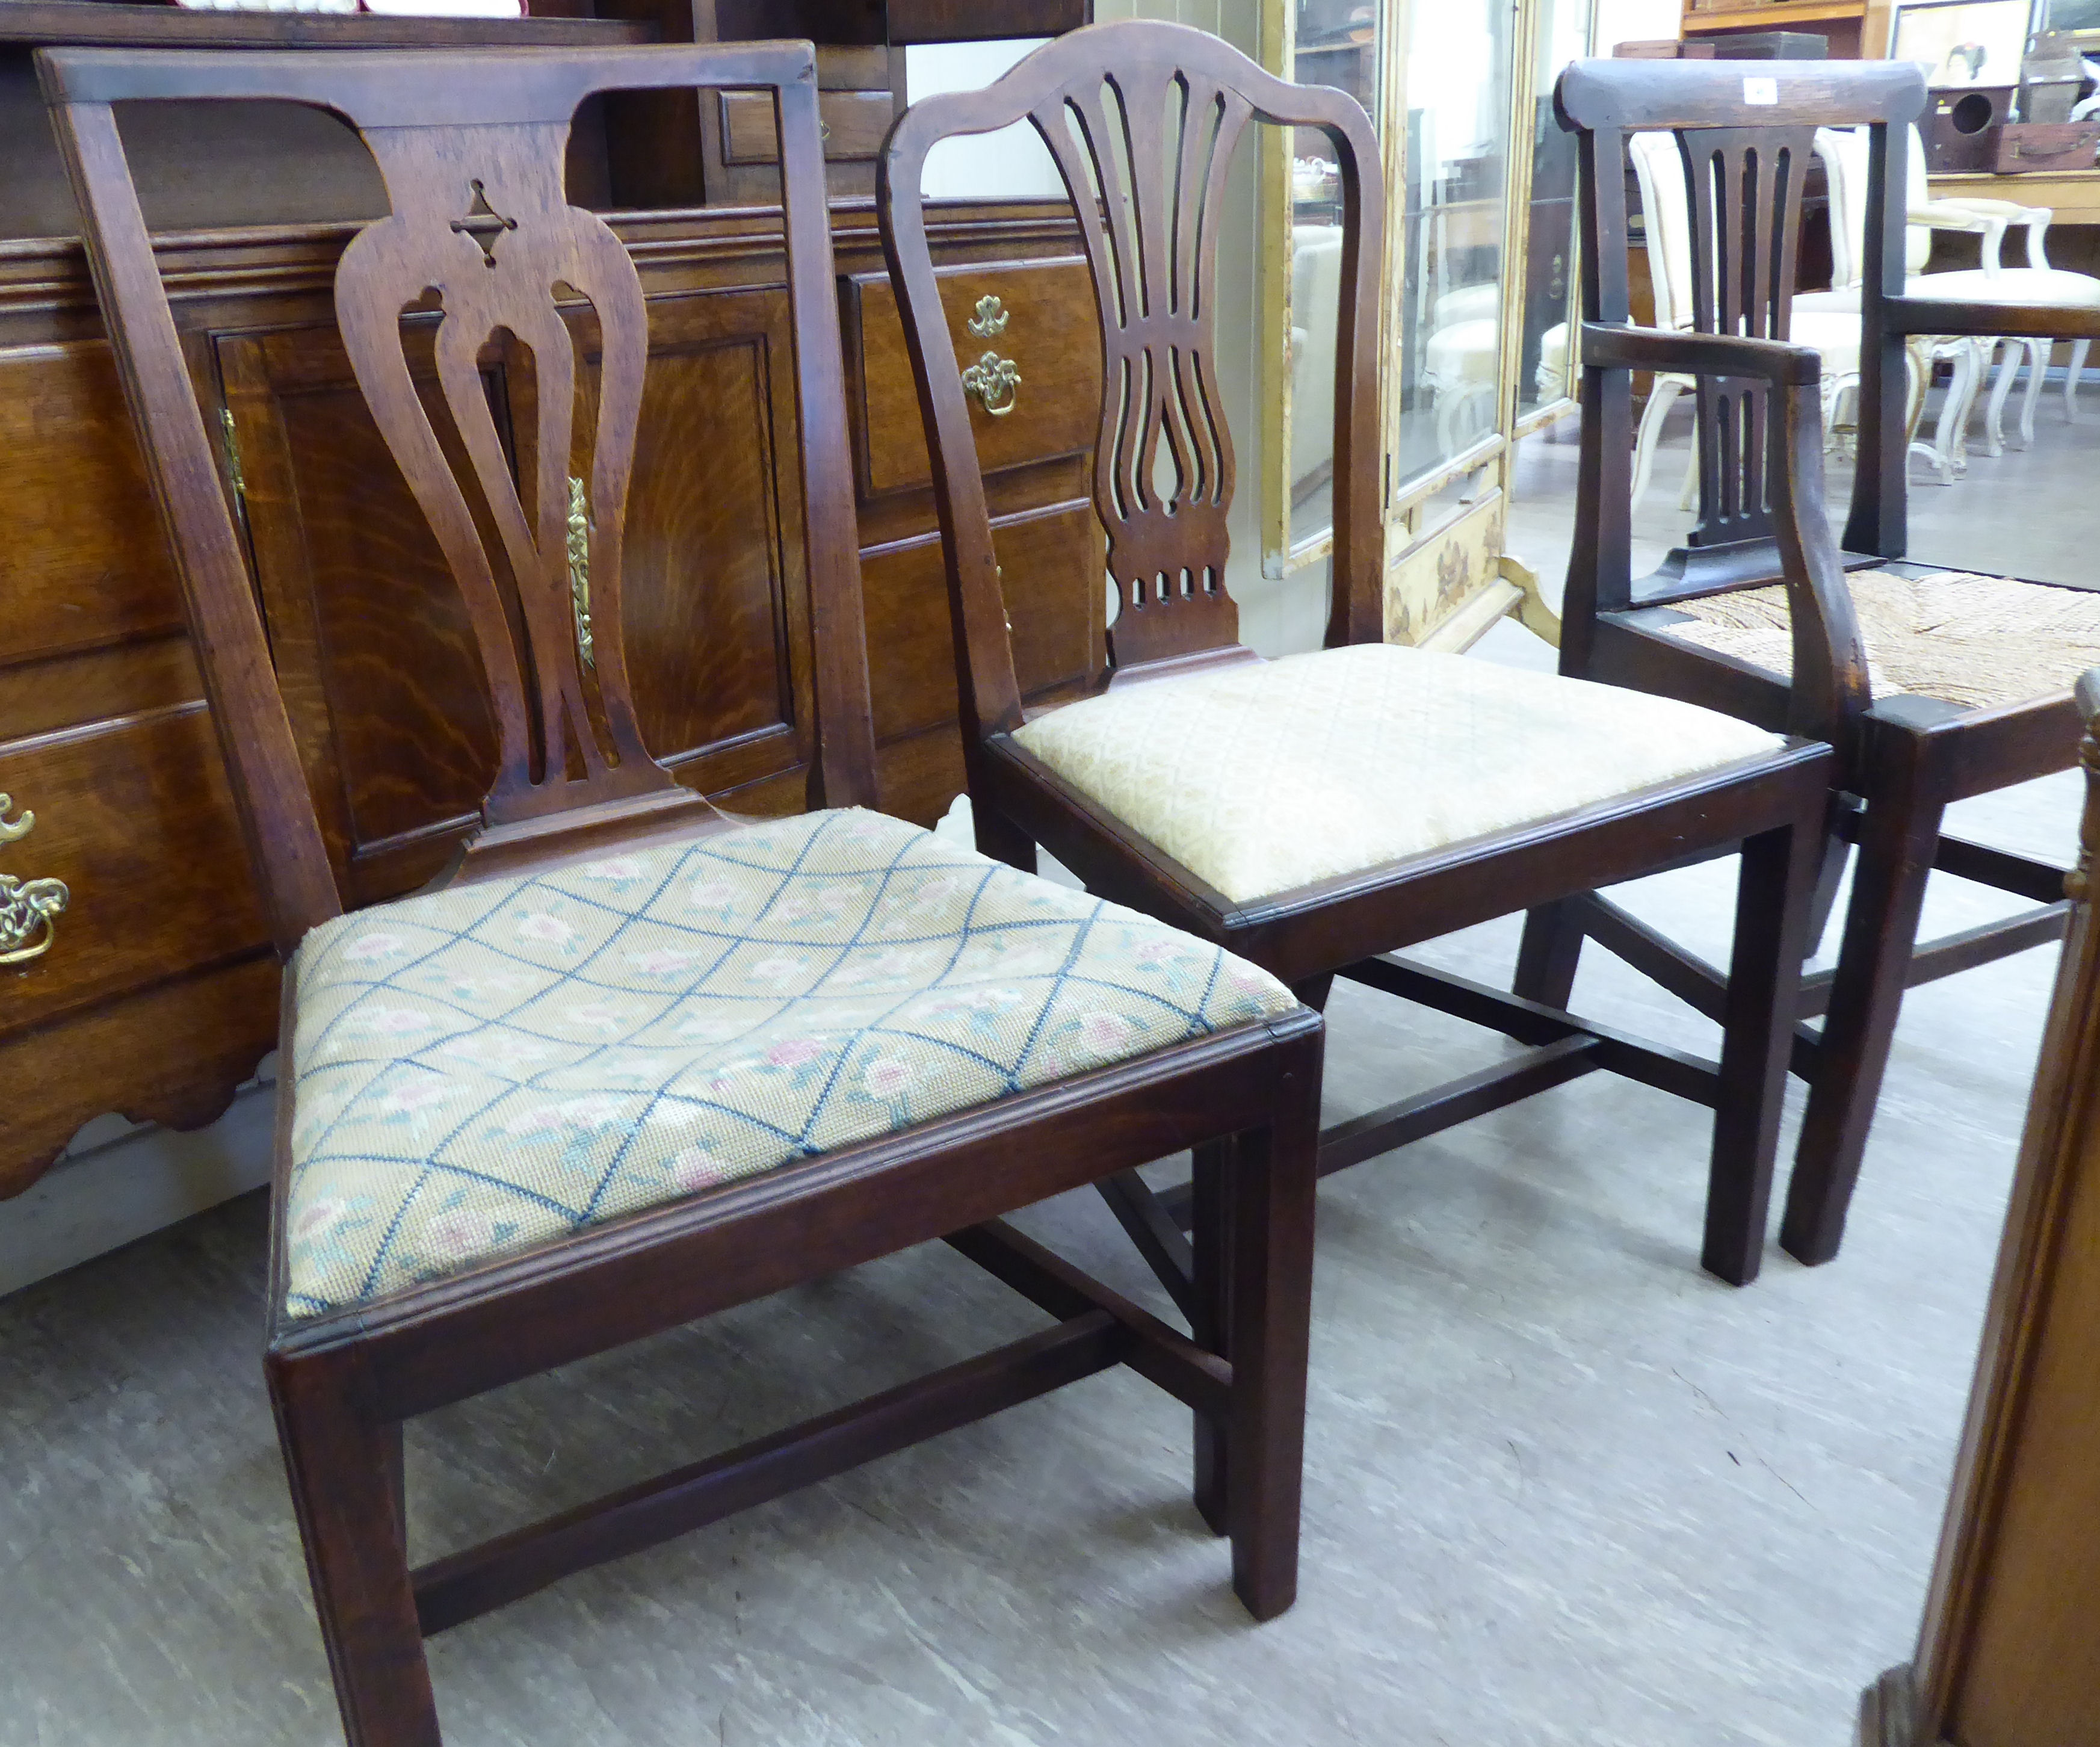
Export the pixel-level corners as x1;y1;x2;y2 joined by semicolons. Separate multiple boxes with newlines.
879;19;1382;741
43;43;874;957
1555;58;1930;741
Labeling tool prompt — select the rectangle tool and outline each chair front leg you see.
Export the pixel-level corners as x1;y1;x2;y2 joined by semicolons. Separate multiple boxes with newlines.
1782;727;1948;1266
1223;1074;1320;1622
2068;338;2090;424
268;1353;440;1747
1704;811;1823;1285
1188;1137;1234;1537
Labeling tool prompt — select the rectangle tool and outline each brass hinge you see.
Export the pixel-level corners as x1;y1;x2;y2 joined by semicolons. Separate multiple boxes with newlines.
218;406;247;503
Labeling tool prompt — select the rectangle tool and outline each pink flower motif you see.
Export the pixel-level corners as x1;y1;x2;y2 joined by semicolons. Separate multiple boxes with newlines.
377;1078;448;1116
425;1210;499;1261
291;1198;351;1243
1131;939;1181;965
505;1093;626;1136
765;1037;823;1068
350;1006;437;1037
862;1056;915;1100
583;856;647;883
689;878;740;910
749;954;809;988
1078;1012;1135;1055
516;912;576;948
565;1002;624;1034
669;1145;732;1192
343;932;408;963
627;948;703;977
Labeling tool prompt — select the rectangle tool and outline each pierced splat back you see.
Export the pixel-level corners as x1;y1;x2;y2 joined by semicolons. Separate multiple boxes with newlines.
880;20;1383;741
1672;126;1815;552
44;43;872;956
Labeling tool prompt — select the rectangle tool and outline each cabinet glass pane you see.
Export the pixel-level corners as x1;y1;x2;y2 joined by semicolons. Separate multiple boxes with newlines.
1393;0;1514;490
1516;0;1592;421
1286;0;1382;552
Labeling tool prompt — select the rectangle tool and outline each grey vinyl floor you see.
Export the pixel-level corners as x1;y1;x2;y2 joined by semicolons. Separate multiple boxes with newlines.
2;394;2092;1747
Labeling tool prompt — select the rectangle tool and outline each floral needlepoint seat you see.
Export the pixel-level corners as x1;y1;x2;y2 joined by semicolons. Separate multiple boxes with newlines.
286;808;1297;1317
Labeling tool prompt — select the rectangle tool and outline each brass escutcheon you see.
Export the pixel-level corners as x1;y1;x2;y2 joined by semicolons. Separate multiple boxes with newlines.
962;350;1022;416
968;294;1010;339
567;475;594;668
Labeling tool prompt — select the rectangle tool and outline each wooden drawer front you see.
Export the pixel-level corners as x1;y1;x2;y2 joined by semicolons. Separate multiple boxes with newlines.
860;501;1105;746
0;702;267;1039
0;342;185;667
849;258;1103;499
219;283;817;905
720;90;895;165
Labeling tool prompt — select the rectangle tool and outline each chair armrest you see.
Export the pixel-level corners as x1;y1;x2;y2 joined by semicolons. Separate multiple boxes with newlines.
1581;323;1821;386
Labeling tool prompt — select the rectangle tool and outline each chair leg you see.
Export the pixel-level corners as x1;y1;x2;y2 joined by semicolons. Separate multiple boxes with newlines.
1804;794;1862;959
1514;897;1586;1008
1629;375;1682;513
2018;339;2048;448
1782;737;1947;1267
2066;338;2089;423
1188;1137;1232;1537
1981;339;2015;457
972;801;1037;875
1223;1078;1318;1622
1703;813;1822;1286
268;1354;440;1747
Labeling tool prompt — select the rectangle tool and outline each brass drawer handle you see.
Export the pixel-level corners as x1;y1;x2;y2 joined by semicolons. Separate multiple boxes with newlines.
567;475;594;669
968;295;1010;338
962;350;1022;417
0;795;67;966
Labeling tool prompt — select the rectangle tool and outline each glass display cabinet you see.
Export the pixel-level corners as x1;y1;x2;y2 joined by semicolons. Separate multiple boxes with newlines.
1262;0;1593;647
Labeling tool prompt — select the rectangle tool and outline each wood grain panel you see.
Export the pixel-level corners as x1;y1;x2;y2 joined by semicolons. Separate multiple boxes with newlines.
860;500;1105;745
0;341;185;665
564;286;809;791
719;89;893;164
847;258;1102;498
221;322;504;900
0;700;268;1038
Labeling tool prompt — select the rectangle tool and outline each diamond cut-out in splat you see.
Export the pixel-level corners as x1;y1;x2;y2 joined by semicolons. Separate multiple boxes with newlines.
449;179;519;267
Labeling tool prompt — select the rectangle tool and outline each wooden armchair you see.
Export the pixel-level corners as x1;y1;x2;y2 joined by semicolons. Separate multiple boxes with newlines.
1530;57;2100;1266
44;42;1324;1745
879;19;1835;1288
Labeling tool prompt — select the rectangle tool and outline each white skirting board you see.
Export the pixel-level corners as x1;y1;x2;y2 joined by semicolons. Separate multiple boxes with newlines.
0;1073;277;1300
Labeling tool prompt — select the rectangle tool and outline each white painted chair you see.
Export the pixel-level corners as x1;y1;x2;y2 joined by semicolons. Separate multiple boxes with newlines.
1805;126;2100;472
1626;131;1862;513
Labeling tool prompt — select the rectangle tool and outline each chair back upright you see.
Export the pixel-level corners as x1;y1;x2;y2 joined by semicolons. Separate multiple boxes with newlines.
42;43;875;957
879;19;1383;746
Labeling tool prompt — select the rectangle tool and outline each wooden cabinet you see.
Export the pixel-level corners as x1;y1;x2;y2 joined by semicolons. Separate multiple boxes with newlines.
0;13;1102;1196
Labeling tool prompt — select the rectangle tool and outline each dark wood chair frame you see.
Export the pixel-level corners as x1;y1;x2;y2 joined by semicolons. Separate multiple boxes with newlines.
878;19;1835;1289
1530;58;2099;1266
42;41;1325;1746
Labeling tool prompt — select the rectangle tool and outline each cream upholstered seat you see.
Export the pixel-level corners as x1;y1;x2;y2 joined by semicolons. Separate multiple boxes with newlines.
1660;570;2100;713
1010;643;1782;905
283;808;1295;1317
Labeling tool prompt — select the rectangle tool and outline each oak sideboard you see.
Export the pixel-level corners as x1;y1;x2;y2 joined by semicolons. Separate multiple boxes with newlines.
0;1;1102;1193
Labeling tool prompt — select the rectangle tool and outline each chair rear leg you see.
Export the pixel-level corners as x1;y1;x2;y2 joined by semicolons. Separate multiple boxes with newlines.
1704;810;1823;1285
1515;897;1586;1007
1224;1051;1320;1621
269;1353;440;1747
1803;795;1861;959
1782;739;1947;1266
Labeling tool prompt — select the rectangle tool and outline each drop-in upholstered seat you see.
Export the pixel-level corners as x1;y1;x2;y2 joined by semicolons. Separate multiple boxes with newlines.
1661;570;2100;714
1012;644;1780;905
287;808;1294;1316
